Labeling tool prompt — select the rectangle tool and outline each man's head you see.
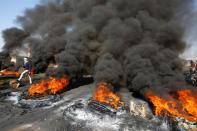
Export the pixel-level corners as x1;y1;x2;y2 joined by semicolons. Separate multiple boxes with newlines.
24;57;28;63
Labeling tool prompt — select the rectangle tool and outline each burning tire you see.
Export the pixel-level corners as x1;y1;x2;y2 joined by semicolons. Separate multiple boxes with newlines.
17;95;62;109
87;100;120;116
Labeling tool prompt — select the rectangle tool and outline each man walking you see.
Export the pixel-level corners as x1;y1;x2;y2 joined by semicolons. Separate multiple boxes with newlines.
16;57;32;87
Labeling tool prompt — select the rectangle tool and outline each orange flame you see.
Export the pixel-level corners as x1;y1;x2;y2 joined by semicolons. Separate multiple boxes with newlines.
92;82;123;109
0;70;20;77
28;77;69;97
145;89;197;122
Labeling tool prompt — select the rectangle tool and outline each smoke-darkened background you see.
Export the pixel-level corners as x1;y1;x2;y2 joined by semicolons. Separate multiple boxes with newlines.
2;0;196;92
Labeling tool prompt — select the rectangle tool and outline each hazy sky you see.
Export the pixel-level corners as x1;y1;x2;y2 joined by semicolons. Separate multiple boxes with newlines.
0;0;196;59
181;0;197;59
194;0;197;9
0;0;40;50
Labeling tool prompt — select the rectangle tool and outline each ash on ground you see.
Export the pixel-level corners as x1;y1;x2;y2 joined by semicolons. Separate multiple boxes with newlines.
3;90;62;109
0;84;193;131
18;95;62;109
63;95;172;131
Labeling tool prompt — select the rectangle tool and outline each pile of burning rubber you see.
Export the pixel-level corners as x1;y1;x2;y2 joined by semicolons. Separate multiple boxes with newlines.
1;74;197;131
14;77;69;108
62;83;197;131
0;69;196;130
60;83;173;131
145;89;197;122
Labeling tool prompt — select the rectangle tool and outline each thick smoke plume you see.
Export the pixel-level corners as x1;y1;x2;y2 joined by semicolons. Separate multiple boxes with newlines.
2;27;28;51
2;0;195;92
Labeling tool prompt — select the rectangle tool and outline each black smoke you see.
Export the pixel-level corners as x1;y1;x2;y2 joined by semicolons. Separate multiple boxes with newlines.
0;51;12;70
2;27;28;51
2;0;195;92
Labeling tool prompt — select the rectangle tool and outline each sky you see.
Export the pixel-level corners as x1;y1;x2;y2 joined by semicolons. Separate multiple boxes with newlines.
195;0;197;9
181;0;197;59
0;0;40;50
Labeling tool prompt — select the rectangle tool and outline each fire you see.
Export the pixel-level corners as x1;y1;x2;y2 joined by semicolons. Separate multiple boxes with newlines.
92;82;123;109
0;70;20;77
145;89;197;122
28;77;69;97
